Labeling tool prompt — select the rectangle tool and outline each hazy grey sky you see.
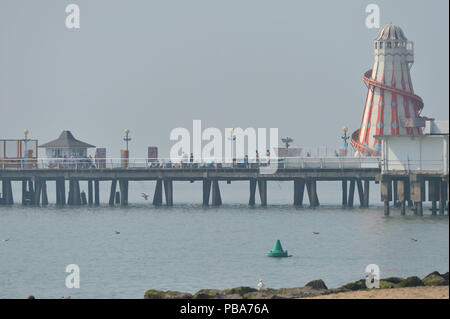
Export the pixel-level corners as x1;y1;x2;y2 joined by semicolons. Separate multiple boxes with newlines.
1;0;448;158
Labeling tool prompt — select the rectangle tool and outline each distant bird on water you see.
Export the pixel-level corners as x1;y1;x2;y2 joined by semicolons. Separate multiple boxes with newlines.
410;238;418;242
115;231;120;235
312;232;320;235
2;238;9;242
141;193;149;200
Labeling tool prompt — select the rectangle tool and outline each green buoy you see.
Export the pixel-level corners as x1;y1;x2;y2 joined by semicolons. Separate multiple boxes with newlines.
267;240;289;257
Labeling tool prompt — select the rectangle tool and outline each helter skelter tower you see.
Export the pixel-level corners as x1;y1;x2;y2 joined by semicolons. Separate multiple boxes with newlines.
351;24;425;156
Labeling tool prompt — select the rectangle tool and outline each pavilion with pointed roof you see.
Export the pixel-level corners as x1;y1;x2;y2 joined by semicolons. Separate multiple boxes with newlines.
39;131;95;158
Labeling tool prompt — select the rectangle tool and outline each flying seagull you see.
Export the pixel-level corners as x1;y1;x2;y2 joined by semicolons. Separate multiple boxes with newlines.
141;193;149;200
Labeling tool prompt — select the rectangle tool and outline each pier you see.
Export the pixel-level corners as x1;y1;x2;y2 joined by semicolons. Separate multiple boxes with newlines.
0;158;447;214
378;172;448;216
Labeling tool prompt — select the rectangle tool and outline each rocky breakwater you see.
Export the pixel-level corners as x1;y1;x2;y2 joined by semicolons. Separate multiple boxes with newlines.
144;271;449;299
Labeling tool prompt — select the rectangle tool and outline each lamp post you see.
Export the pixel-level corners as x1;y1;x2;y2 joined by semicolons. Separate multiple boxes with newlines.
228;128;236;165
23;129;30;168
123;129;131;150
341;126;350;156
23;129;30;155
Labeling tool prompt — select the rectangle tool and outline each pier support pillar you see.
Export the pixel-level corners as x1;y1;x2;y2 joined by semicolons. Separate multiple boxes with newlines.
211;180;222;206
153;179;163;206
88;180;93;205
314;182;319;206
94;180;100;206
439;180;447;215
41;180;48;206
414;201;423;216
28;179;34;195
306;179;319;207
257;179;267;206
55;180;61;205
397;180;406;216
356;179;364;207
294;179;305;206
410;175;424;216
119;179;129;206
406;180;413;208
115;191;120;205
342;180;348;207
23;179;33;205
22;180;27;205
73;180;81;206
68;180;74;205
163;179;173;206
348;179;356;208
56;178;66;206
34;178;42;206
393;180;401;207
384;200;390;216
60;179;66;206
381;177;392;216
202;179;212;206
249;179;257;206
2;179;13;205
363;179;370;207
109;180;117;206
429;180;438;215
81;191;88;205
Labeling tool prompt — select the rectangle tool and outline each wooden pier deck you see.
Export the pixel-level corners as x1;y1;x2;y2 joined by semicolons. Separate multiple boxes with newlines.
0;165;448;215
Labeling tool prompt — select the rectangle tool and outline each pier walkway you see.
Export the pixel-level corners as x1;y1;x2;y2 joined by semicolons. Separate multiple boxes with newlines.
0;157;447;216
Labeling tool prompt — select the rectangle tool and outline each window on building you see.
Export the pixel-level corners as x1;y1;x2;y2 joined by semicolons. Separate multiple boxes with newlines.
379;42;383;49
387;42;392;48
375;42;377;49
52;149;62;158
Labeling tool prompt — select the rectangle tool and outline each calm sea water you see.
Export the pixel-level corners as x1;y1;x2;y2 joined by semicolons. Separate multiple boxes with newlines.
0;181;448;298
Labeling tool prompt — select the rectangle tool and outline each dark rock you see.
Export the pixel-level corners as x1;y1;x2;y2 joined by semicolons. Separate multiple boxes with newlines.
339;279;366;291
379;280;396;289
144;289;192;299
221;286;257;297
398;276;424;288
276;287;314;298
442;272;449;284
270;294;289;299
305;279;328;290
243;289;278;299
424;271;441;278
422;272;447;286
192;289;223;299
381;277;404;284
222;294;244;299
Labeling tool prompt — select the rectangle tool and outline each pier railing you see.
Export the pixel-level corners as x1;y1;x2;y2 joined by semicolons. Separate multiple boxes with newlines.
0;157;382;170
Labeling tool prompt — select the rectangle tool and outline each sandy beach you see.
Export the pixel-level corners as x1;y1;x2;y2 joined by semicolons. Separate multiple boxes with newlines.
305;286;449;299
